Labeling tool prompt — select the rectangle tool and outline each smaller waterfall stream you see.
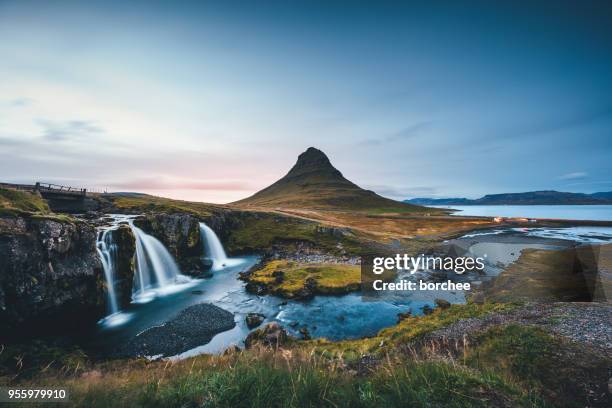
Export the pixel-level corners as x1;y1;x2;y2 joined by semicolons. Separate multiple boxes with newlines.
130;222;188;300
199;223;242;271
96;228;119;315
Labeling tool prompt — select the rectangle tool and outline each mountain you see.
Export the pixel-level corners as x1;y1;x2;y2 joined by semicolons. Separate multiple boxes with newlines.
590;191;612;200
406;190;612;206
407;198;473;206
233;147;430;212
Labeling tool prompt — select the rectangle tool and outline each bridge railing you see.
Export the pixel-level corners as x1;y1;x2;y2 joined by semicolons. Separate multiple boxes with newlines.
35;182;87;196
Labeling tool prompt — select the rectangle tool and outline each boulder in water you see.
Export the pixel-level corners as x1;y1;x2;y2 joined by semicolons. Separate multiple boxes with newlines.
245;312;265;329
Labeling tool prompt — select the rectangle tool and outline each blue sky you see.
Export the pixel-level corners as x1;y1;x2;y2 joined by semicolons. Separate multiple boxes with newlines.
1;0;611;203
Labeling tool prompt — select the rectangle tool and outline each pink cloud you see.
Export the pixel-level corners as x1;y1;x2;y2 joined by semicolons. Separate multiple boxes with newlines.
109;178;253;191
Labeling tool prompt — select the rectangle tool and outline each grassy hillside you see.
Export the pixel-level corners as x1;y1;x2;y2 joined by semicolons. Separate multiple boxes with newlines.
104;194;226;217
0;187;51;215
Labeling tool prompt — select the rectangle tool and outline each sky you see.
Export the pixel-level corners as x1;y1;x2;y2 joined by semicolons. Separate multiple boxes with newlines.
1;0;611;203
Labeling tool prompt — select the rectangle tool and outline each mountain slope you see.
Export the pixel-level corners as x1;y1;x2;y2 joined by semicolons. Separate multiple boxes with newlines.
233;147;430;212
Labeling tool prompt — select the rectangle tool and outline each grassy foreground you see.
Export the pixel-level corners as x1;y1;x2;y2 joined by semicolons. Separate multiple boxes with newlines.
30;351;539;408
3;302;606;407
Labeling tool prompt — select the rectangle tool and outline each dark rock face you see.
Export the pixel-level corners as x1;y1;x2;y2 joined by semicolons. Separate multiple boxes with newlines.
133;213;203;276
107;225;135;308
0;215;104;336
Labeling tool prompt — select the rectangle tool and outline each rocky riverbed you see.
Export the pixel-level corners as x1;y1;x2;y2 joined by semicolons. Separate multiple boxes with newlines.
119;303;236;358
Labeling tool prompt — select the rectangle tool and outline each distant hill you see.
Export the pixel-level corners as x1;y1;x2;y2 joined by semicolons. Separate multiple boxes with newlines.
233;147;432;212
406;190;612;206
109;192;152;198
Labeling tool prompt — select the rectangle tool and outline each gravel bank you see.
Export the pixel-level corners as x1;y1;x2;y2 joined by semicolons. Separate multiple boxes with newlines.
416;302;612;358
120;303;236;358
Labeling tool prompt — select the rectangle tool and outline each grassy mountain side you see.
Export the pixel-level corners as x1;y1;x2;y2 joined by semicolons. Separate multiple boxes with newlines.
233;147;436;213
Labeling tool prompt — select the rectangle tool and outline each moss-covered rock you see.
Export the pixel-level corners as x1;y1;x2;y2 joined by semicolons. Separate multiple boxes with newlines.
244;322;292;349
109;225;136;307
243;260;361;299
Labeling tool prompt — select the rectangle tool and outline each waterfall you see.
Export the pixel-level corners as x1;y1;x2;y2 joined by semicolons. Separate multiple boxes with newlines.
130;222;187;299
96;215;191;321
96;228;119;315
199;223;228;267
199;222;244;271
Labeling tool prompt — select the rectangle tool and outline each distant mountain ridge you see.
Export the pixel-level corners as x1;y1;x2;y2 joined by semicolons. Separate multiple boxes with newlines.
233;147;432;212
406;190;612;206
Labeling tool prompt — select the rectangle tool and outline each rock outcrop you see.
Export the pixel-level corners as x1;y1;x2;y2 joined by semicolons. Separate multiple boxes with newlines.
0;215;104;336
245;312;265;329
107;224;136;308
244;322;292;349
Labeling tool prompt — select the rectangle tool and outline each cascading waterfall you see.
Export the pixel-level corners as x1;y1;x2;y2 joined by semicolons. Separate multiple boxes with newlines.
96;215;191;322
130;222;185;298
96;228;119;315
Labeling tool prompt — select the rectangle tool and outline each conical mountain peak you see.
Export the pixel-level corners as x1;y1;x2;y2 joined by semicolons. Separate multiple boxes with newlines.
295;147;332;168
233;147;426;212
284;147;347;182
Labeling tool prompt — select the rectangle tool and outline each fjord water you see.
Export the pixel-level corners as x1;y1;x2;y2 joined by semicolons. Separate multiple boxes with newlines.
435;204;612;221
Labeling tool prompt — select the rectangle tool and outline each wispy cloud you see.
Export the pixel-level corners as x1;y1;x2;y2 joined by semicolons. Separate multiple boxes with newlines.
361;121;432;146
363;184;438;200
37;119;104;141
109;177;253;191
5;98;33;108
511;106;612;140
558;171;588;180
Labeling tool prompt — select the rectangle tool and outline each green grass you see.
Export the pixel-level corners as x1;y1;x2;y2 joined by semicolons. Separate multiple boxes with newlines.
466;325;610;407
226;213;368;255
109;195;221;217
0;187;50;215
247;260;361;297
308;302;517;358
6;349;541;408
5;305;603;407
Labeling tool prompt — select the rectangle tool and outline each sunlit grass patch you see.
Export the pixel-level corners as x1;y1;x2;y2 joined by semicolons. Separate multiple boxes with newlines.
0;188;50;215
248;260;361;297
